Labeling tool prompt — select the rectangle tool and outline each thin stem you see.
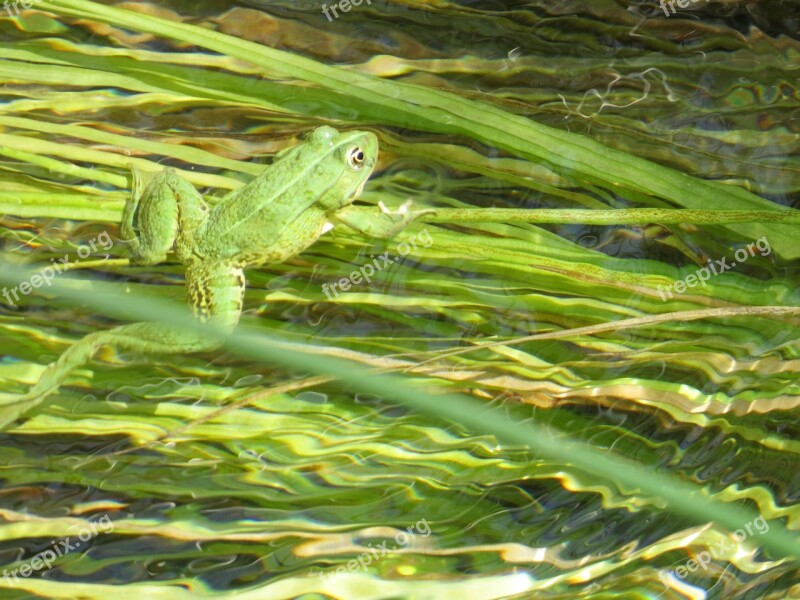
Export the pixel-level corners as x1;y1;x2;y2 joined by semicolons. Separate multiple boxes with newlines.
418;208;800;225
60;258;130;271
411;306;800;367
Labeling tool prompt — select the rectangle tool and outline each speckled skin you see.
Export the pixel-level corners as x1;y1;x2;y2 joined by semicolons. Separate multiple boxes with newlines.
0;127;382;428
122;126;379;330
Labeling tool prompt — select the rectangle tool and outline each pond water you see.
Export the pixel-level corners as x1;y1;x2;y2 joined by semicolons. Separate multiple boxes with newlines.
0;1;798;599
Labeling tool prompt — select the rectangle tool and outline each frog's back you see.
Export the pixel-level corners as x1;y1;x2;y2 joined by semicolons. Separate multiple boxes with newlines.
195;126;378;266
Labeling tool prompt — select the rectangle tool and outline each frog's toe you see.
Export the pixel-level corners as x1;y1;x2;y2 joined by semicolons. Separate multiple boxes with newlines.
378;199;415;216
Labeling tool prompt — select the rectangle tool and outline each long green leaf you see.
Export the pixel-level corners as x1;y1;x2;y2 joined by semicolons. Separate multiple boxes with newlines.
36;0;800;259
0;261;798;562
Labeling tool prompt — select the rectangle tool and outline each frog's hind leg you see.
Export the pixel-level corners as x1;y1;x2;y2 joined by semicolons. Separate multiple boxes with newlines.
0;262;246;429
0;321;224;429
121;167;209;266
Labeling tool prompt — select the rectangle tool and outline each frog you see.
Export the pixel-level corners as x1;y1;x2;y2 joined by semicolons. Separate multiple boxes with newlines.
0;126;424;428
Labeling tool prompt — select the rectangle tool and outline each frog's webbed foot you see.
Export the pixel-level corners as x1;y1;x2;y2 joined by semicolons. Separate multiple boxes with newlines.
334;199;434;239
120;165;147;256
376;199;435;238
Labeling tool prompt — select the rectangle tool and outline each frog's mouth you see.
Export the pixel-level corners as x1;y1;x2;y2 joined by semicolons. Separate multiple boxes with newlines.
351;179;367;200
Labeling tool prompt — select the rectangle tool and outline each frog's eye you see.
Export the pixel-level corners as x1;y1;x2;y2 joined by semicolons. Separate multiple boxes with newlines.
347;146;366;169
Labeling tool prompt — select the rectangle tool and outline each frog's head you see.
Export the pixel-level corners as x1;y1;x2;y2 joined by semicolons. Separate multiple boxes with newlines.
308;126;379;212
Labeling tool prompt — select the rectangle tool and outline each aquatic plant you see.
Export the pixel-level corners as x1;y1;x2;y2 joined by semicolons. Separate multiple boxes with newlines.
1;1;798;597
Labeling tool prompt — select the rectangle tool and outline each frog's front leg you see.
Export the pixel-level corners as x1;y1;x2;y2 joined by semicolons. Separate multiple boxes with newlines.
332;200;434;239
121;166;209;265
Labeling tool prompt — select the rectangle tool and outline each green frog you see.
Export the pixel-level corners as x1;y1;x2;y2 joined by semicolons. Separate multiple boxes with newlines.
0;126;421;428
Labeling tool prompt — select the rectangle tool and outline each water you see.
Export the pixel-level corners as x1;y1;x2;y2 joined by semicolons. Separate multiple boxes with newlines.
0;1;799;598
